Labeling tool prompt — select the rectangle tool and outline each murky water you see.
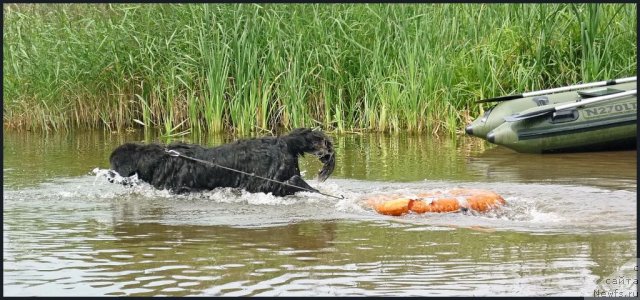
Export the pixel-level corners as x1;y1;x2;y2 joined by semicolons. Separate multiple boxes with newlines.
3;130;637;296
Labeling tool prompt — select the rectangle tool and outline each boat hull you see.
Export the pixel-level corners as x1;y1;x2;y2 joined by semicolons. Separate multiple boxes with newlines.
466;81;637;153
486;96;637;153
466;82;637;139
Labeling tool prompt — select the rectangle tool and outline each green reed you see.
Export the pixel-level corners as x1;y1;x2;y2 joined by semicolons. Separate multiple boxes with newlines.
3;3;636;135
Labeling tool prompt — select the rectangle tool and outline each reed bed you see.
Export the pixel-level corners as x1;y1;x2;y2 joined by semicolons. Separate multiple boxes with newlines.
3;3;636;135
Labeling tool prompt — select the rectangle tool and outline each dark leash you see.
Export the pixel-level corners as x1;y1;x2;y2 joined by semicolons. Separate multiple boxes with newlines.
164;149;344;200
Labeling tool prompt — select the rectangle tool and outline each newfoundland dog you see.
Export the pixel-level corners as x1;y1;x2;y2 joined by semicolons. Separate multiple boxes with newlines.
108;128;335;196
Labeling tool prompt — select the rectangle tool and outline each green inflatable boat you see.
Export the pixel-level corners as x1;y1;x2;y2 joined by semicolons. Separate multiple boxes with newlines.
466;77;637;153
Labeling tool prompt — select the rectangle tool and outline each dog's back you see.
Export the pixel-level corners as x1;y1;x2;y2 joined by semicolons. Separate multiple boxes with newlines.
108;137;294;193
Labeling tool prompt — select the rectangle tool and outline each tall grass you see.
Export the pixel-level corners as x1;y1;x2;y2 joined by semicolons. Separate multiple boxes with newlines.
3;3;637;135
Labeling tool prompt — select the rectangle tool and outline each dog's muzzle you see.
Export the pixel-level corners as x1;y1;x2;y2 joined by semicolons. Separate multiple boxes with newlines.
315;148;335;182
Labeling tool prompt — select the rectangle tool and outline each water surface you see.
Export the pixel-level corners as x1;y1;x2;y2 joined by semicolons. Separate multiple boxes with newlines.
3;130;637;296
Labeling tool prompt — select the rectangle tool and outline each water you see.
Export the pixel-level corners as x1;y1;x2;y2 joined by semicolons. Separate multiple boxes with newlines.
3;130;637;296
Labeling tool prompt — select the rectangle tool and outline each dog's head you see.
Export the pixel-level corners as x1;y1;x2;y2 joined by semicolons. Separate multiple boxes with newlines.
109;142;166;178
109;142;145;177
285;128;335;182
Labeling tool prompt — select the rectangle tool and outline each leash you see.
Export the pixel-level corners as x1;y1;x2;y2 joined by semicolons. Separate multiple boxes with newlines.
164;149;344;200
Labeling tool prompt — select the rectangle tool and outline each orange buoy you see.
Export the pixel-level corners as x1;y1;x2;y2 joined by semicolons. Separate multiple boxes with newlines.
365;188;506;216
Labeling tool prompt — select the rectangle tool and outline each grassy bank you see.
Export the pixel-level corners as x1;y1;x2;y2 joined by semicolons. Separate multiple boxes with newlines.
3;3;636;135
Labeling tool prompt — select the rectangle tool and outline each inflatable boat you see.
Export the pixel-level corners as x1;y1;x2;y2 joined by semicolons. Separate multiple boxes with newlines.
465;77;637;153
364;188;506;216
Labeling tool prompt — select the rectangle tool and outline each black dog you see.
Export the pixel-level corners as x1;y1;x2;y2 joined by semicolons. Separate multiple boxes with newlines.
108;128;335;196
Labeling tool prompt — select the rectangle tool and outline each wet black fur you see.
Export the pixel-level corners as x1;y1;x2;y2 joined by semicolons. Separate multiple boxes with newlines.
109;128;333;196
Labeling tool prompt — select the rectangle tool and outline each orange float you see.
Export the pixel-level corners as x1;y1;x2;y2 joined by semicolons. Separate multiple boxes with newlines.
364;188;506;216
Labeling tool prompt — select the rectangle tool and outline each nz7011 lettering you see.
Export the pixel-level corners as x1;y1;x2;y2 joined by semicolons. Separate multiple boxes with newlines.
584;101;636;118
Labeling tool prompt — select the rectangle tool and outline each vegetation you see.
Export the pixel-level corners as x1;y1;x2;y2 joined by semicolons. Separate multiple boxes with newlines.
3;3;636;135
